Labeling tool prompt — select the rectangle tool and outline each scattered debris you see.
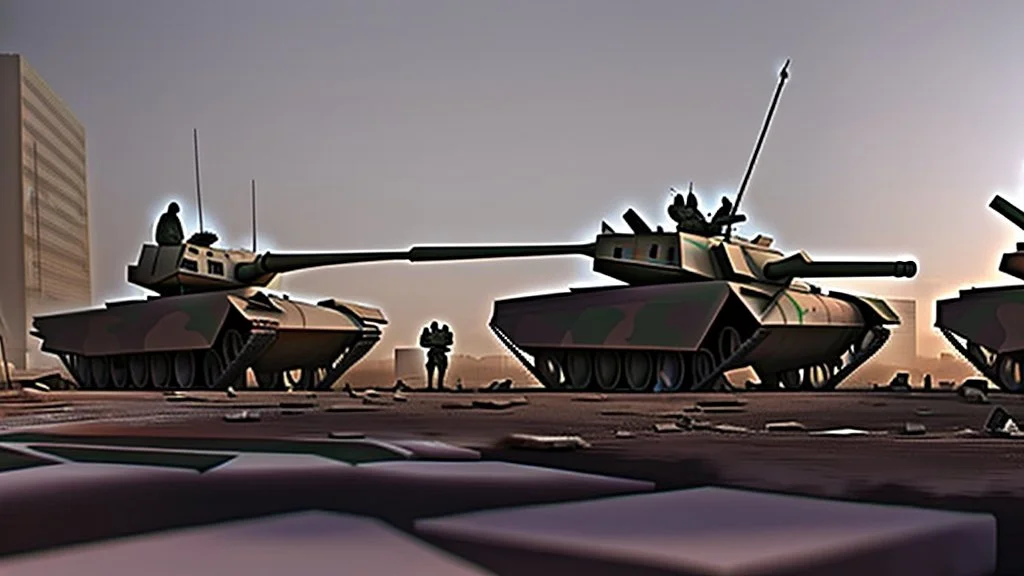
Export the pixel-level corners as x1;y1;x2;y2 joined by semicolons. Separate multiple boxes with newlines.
165;393;207;403
572;394;608;402
392;379;410;392
961;387;989;405
325;404;379;413
343;383;361;398
279;401;316;409
690;419;714;430
653;422;683;433
914;407;934;417
441;402;475;410
472;399;516;410
954;427;980;437
328;431;366;440
765;420;806;432
984;406;1024;438
923;374;933;391
681;405;702;413
711;424;750;434
362;396;390;406
225;386;237;399
223;410;261;423
28;382;50;392
696;398;747;408
960;379;990;394
744;380;761;390
887;372;912;391
497;433;590;451
938;380;955;390
899;422;927;436
698;405;746;414
484;378;514;392
362;389;382;398
614;430;635;439
392;391;408;402
808;427;871;436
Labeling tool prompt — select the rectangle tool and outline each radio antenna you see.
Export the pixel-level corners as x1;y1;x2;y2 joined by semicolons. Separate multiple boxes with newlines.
251;179;257;252
724;59;790;242
193;129;205;232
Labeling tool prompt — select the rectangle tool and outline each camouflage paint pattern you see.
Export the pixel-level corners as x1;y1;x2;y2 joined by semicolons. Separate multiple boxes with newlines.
935;287;1024;354
32;287;386;364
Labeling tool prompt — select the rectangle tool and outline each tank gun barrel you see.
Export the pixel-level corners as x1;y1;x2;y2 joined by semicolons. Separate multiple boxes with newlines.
990;195;1024;231
234;242;597;283
762;254;918;281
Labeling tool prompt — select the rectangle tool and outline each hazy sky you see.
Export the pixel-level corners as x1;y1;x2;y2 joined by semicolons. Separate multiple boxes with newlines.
3;0;1024;360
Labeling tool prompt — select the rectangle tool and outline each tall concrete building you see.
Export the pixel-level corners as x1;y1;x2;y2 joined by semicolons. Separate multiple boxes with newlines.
873;297;918;366
0;54;92;369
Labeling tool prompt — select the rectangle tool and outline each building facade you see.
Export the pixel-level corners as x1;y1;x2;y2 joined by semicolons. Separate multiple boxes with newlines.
872;297;918;366
0;54;91;369
393;347;426;387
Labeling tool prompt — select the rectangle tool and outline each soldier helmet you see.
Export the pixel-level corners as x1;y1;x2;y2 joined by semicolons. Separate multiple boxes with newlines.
168;202;180;214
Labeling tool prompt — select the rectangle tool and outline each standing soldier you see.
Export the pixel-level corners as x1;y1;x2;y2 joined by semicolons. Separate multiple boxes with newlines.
419;321;454;390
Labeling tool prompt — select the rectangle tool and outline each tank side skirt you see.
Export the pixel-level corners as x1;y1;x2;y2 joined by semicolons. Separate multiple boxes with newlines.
314;331;382;391
489;322;555;388
690;327;770;391
213;318;279;389
818;326;890;390
938;327;1004;391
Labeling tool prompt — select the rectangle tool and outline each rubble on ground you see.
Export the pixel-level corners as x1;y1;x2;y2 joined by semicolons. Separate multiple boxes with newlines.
984;406;1024;438
614;430;635;439
225;386;237;398
653;422;683;433
328;431;365;440
961;387;989;404
765;421;806;432
899;422;927;436
483;379;514;392
886;372;912;391
223;410;261;423
497;433;591;451
915;407;934;417
711;423;750;434
572;394;608;402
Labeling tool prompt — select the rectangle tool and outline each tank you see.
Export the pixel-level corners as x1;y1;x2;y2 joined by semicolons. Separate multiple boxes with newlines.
30;228;404;392
310;60;915;393
935;194;1024;393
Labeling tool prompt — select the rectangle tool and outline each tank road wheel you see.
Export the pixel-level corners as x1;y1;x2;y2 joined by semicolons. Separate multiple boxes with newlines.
623;351;654;392
173;351;198;389
221;329;245;365
692;349;716;387
804;363;834;390
717;327;742;364
110;356;128;389
778;369;802;390
564;351;593;390
285;369;310;391
72;356;92;389
967;342;997;368
997;356;1024;392
128;355;149;389
89;357;111;390
202;350;225;390
656;352;686;392
149;353;172;389
256;371;283;390
535;351;567;390
593;351;621;391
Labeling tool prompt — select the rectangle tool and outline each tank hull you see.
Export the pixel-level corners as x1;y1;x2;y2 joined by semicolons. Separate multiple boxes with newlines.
31;288;386;392
489;282;900;392
935;285;1024;392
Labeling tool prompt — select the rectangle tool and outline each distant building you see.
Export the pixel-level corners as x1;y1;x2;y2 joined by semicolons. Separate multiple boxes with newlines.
0;54;91;369
873;298;917;366
393;347;425;387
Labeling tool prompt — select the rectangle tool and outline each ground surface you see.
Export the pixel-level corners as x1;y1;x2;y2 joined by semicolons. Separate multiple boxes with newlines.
1;386;1022;572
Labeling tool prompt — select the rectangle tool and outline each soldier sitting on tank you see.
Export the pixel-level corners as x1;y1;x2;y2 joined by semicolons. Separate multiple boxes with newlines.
155;202;185;246
668;190;712;235
707;196;734;235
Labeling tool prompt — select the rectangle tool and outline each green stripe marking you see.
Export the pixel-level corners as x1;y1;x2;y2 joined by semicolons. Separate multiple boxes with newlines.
684;239;708;250
782;293;807;324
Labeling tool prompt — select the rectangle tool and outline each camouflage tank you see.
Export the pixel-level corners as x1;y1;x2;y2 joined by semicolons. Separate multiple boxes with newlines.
334;60;917;392
935;194;1024;393
31;228;393;392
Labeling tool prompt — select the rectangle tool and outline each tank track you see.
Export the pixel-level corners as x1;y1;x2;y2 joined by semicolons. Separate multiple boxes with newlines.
314;332;381;391
213;318;279;390
937;327;1014;392
492;321;891;393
